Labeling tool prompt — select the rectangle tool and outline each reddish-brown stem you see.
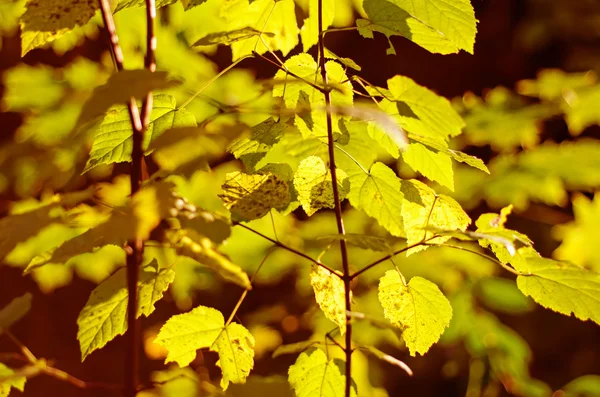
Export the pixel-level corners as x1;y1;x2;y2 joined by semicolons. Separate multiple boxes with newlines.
98;0;154;395
316;3;353;395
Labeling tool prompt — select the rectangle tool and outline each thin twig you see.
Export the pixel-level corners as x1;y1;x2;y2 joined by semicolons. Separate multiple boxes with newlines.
98;1;151;395
234;222;340;277
350;240;430;280
425;243;522;276
317;2;353;395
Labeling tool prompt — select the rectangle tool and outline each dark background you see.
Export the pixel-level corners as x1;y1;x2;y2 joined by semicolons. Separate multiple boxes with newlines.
1;0;599;396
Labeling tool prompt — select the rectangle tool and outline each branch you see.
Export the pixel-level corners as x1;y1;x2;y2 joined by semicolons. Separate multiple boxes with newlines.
98;1;154;395
350;240;429;280
316;3;353;396
233;222;340;277
425;243;522;276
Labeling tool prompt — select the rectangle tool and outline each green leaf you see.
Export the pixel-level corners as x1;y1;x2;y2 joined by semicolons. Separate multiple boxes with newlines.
324;48;361;71
273;53;353;139
213;323;255;390
402;142;454;190
0;205;57;261
220;0;299;59
192;27;274;47
516;258;600;326
562;85;600;135
114;0;177;12
554;193;600;272
378;272;452;356
220;171;291;221
1;64;64;111
300;0;334;52
391;0;477;53
155;305;255;389
76;70;179;129
293;156;349;216
385;75;465;141
77;263;175;360
26;182;176;270
272;341;320;358
316;234;392;252
400;179;470;250
357;0;460;55
477;278;533;314
229;118;286;172
0;293;32;333
310;265;348;335
84;94;196;173
348;162;404;237
167;229;251;289
0;363;26;397
288;348;357;397
561;375;600;397
155;305;225;367
20;0;98;55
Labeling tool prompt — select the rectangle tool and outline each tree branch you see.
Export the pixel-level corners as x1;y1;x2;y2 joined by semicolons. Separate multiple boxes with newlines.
233;222;340;277
98;1;155;395
316;3;353;395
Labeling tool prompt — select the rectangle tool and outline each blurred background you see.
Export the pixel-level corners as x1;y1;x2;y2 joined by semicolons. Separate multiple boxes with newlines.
1;0;599;396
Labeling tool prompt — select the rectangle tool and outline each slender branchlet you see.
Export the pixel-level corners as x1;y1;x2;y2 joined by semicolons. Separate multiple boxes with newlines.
316;2;353;395
98;0;155;395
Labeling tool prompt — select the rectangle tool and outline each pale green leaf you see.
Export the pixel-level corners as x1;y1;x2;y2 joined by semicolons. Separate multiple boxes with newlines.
516;258;600;326
84;94;196;173
26;182;175;271
192;27;274;47
0;205;57;260
222;0;299;60
348;162;404;237
563;85;600;135
19;0;98;55
0;363;26;397
400;179;470;250
273;53;353;139
310;265;348;335
0;293;32;333
229;118;286;172
1;64;64;111
477;278;533;314
391;0;477;53
155;305;255;388
294;156;349;216
517;69;596;101
300;0;334;52
220;171;291;221
272;341;320;358
114;0;177;12
554;193;600;272
288;348;357;397
357;0;460;55
316;234;392;252
167;229;251;289
408;132;488;173
378;272;452;356
324;48;361;71
212;323;255;390
561;375;600;397
155;305;225;367
76;70;179;128
403;142;454;190
77;263;175;360
386;75;465;140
